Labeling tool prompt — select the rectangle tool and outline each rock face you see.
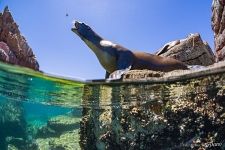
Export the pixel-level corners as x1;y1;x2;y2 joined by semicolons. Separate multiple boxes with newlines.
156;33;215;66
212;0;225;61
0;7;39;70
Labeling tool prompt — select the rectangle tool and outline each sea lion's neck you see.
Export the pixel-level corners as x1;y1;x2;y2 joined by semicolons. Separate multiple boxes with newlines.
82;33;117;56
81;33;103;54
82;35;117;73
83;40;103;57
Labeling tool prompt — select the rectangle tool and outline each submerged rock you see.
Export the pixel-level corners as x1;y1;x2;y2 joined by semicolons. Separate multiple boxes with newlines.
0;101;26;149
48;115;80;131
0;6;39;70
156;33;215;66
212;0;225;61
36;115;80;138
6;137;38;150
36;129;80;150
81;61;225;149
35;115;80;149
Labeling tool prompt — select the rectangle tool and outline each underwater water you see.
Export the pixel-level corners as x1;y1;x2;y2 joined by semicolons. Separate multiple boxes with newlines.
0;62;84;150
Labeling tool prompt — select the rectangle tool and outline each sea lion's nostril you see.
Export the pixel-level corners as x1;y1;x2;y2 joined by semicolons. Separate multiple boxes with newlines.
75;21;79;29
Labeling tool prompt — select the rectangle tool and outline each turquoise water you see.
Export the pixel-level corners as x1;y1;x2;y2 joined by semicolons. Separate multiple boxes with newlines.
0;62;84;149
2;61;225;149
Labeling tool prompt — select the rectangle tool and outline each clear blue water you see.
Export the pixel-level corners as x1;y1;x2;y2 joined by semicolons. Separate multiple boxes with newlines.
0;62;84;149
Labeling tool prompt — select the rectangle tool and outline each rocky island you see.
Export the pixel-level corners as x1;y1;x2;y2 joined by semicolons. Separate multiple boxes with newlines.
0;6;39;70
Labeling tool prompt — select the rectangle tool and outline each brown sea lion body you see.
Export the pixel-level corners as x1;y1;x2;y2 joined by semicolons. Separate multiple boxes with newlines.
71;21;188;80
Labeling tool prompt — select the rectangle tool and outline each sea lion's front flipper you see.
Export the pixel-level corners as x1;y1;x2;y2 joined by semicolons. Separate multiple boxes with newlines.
107;66;131;81
105;72;110;79
107;51;133;81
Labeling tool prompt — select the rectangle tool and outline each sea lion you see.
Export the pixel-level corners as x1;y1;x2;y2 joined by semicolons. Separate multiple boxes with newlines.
71;21;188;80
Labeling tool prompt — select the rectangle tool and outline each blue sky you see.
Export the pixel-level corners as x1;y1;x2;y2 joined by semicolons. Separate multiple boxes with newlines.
0;0;213;79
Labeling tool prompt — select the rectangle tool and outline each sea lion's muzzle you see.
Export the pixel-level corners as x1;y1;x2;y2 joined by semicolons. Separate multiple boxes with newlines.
71;21;94;41
72;21;91;31
71;21;80;31
75;21;80;29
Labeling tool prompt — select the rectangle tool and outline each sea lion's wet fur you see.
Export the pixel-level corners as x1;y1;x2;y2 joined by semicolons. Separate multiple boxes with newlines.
72;21;188;79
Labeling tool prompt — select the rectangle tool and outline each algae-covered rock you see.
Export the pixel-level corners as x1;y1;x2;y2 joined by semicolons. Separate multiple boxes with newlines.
35;115;81;149
36;129;80;150
48;115;80;131
49;130;80;150
81;62;225;149
36;115;80;138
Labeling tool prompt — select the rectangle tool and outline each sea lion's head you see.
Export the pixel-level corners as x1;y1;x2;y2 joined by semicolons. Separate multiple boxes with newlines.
71;21;101;42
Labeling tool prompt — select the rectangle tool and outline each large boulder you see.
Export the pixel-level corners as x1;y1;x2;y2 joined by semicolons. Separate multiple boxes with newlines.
0;6;39;70
156;33;215;66
212;0;225;61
